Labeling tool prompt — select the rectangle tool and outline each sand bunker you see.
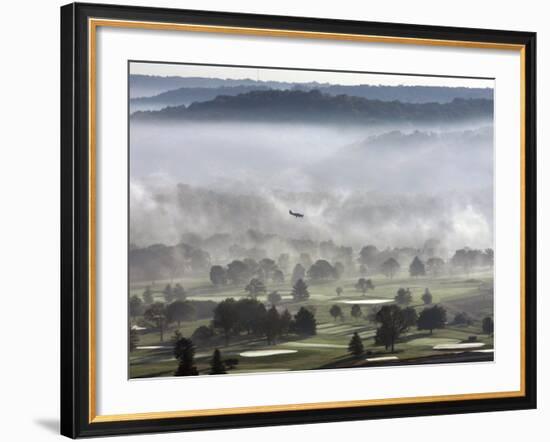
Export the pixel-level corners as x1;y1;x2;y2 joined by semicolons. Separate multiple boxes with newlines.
341;299;392;305
409;338;460;347
365;356;399;362
433;342;485;350
131;325;147;331
284;342;348;349
240;349;298;358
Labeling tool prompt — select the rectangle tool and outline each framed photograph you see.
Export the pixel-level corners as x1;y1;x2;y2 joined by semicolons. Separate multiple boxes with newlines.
60;2;536;438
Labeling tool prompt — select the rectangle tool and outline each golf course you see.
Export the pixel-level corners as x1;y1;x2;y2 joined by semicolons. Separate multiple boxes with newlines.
129;264;494;378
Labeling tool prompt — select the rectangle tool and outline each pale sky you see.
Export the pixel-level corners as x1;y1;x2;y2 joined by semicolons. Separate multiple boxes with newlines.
130;61;494;89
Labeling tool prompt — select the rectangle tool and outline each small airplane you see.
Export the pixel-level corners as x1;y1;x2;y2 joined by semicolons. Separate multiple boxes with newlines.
289;209;304;219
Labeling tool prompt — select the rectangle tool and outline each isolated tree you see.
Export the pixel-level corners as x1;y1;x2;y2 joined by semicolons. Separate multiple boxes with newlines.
351;304;362;320
129;295;143;319
375;305;408;352
482;316;494;335
144;302;167;342
267;291;282;307
142;286;154;304
421;288;433;305
272;269;285;284
358;245;379;269
417;305;447;334
213;298;239;345
166;300;195;327
163;284;175;303
191;325;214;345
381;257;400;279
426;257;445;276
173;283;186;301
280;309;292;336
409;256;426;277
307;260;337;281
453;312;472;326
293;307;316;336
226;260;249;284
245;278;266;299
291;263;306;284
209;265;227;286
329;304;344;321
209;349;227;375
450;248;477;274
236;298;266;335
173;333;198;376
355;278;374;295
336;286;344;297
394;288;412;306
402;306;418;328
348;332;364;357
292;278;310;301
264;306;281;345
129;328;139;352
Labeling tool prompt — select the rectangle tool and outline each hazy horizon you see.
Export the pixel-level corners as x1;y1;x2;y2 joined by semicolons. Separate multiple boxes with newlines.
130;62;494;89
129;62;494;257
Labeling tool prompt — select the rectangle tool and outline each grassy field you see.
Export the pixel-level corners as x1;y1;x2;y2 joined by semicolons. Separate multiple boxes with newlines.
129;269;494;378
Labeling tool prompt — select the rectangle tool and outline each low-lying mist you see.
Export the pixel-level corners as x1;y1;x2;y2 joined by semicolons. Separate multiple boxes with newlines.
130;119;493;257
130;180;492;257
130;120;493;193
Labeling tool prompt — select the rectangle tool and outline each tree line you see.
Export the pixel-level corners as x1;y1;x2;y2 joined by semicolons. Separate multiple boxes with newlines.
212;297;316;346
360;245;493;278
347;302;494;357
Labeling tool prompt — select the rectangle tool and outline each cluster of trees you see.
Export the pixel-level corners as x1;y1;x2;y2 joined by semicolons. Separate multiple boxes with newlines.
210;257;348;290
131;283;186;307
307;259;344;281
392;287;431;306
374;304;447;352
210;258;285;286
130;291;216;342
212;297;316;345
450;248;494;273
394;288;413;305
355;278;375;295
356;244;494;279
161;283;186;302
130;242;211;281
346;304;491;358
452;311;494;334
140;300;196;341
172;330;239;376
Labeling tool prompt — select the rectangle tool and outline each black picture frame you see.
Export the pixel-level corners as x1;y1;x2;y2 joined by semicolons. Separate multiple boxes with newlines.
61;2;537;438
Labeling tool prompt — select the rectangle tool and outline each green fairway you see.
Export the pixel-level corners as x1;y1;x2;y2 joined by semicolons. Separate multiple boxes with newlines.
129;269;494;378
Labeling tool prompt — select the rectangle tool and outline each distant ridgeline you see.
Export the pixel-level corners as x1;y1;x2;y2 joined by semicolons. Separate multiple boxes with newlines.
131;89;493;124
129;74;493;102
